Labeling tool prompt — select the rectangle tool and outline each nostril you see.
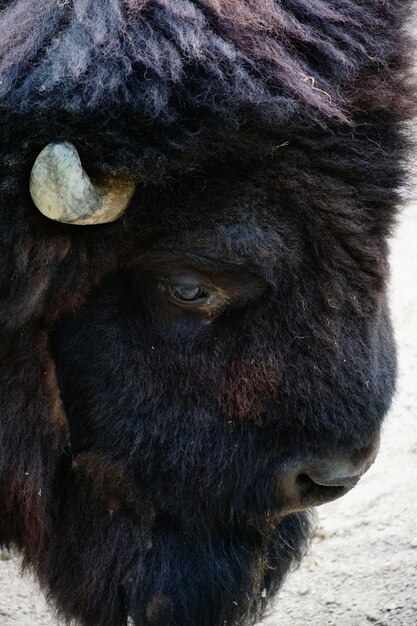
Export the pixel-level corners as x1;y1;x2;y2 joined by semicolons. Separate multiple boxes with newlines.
296;473;347;506
296;474;315;494
277;439;381;516
305;470;360;489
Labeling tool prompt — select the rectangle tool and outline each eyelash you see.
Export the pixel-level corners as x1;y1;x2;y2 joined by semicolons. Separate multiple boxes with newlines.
166;283;210;305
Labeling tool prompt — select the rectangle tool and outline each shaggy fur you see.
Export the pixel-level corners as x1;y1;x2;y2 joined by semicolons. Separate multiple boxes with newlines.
0;1;415;625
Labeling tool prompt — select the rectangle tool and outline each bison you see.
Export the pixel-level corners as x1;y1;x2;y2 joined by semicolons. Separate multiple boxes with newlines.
0;1;415;625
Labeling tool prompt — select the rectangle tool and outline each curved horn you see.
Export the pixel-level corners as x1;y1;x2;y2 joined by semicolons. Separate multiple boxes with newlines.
29;142;136;225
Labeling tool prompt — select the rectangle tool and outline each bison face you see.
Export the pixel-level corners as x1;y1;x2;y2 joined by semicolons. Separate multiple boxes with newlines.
39;163;393;623
51;167;391;525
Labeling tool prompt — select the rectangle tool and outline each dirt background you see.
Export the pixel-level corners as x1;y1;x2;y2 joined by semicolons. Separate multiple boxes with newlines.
0;207;416;624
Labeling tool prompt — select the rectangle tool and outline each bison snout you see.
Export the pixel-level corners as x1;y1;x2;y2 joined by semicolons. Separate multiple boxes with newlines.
277;434;380;514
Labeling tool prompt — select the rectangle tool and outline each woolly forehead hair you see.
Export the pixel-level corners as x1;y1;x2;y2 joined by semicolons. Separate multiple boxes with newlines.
0;0;413;129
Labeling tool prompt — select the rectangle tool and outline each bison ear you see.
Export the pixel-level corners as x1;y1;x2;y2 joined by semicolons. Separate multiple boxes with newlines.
30;142;136;225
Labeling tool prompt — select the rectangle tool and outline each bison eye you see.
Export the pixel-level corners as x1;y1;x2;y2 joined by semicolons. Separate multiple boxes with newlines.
160;276;215;307
167;284;209;304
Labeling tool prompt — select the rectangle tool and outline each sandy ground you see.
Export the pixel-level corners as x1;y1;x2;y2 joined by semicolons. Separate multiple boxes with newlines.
0;205;416;625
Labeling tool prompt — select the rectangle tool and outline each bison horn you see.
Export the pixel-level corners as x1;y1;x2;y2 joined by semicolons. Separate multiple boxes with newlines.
29;142;136;225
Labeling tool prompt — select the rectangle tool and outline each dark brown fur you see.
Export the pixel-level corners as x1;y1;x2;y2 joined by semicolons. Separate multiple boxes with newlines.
0;2;415;625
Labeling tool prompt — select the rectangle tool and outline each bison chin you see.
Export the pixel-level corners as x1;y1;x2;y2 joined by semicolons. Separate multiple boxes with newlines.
34;451;311;626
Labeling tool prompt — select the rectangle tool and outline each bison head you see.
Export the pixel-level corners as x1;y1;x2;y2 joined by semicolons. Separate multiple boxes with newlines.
0;1;414;626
